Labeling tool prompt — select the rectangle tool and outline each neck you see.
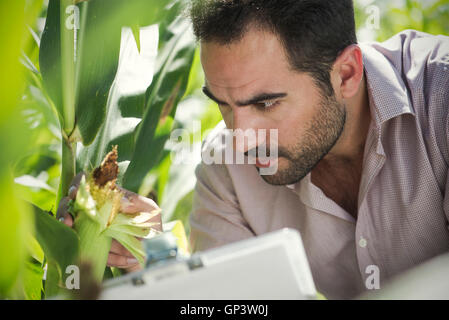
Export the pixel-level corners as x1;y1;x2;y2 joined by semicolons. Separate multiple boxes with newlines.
325;72;371;163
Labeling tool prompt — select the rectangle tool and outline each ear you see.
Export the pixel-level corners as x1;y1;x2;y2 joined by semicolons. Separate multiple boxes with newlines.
331;45;364;99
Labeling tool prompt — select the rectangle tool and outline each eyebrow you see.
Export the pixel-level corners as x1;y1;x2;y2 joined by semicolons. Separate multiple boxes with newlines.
202;86;287;107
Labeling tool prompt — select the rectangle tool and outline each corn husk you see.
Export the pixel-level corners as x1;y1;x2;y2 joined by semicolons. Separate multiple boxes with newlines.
69;147;161;281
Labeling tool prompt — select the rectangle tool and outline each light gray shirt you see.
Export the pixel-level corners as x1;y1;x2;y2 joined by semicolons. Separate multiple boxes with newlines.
189;30;449;299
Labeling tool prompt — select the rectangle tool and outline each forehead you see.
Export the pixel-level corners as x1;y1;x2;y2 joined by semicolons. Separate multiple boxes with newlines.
200;28;291;89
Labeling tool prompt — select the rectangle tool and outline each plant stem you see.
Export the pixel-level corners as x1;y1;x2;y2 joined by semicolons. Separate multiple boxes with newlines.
56;138;77;212
60;0;76;134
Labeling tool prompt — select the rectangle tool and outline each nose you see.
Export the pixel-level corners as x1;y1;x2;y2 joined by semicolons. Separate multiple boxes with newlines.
231;107;266;154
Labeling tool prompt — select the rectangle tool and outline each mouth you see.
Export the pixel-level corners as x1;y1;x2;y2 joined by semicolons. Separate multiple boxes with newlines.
255;157;278;168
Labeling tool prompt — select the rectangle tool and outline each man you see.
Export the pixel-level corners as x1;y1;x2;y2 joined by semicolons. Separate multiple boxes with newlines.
187;0;449;299
59;0;449;299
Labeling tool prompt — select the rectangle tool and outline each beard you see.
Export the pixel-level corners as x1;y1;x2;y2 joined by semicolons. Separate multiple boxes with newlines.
258;92;346;186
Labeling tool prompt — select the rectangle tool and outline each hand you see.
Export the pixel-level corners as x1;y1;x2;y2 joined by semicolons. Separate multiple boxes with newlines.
56;172;163;273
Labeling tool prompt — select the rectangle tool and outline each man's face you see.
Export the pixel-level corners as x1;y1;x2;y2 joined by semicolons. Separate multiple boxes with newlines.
200;28;346;185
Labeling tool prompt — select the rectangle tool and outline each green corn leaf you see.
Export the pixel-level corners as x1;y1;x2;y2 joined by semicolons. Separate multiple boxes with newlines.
111;0;173;30
74;213;112;282
104;230;146;265
33;204;79;298
98;201;113;231
74;0;122;145
107;210;161;238
123;16;196;192
43;260;60;298
33;203;79;267
14;176;57;213
41;0;173;144
23;259;44;300
39;0;73;133
76;25;160;172
131;24;141;53
0;179;33;298
107;224;153;238
76;2;185;174
0;0;43;299
27;235;44;265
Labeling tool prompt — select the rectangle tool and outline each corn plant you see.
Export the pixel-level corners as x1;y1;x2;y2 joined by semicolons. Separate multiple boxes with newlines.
3;0;197;299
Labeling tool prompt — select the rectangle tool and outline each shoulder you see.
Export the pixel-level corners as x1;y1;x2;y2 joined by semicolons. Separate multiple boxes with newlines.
365;30;449;89
397;30;449;98
390;30;449;163
361;30;449;164
386;30;448;98
370;29;449;69
376;31;448;119
398;31;449;160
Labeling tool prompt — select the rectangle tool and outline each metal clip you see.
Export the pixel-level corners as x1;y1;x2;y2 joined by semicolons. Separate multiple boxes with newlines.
143;232;179;268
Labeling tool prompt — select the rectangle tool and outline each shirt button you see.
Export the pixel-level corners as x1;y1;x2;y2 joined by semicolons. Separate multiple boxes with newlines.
359;237;367;248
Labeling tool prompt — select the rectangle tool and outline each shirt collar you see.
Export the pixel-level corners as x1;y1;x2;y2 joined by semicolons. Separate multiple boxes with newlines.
360;42;415;128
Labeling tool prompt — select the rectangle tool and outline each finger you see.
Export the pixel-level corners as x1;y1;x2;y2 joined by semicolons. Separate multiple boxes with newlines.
56;196;71;220
61;213;73;227
56;196;74;227
106;252;139;268
110;239;135;258
148;211;163;232
118;187;160;214
123;263;143;274
119;193;163;232
68;171;85;200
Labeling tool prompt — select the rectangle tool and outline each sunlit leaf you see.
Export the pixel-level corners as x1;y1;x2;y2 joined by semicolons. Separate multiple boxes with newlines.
123;16;196;192
74;0;122;145
33;204;79;297
0;179;33;298
77;25;159;171
39;0;76;134
23;259;44;300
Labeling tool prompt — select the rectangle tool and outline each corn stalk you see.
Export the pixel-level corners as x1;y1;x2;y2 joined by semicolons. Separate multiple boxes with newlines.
37;0;196;297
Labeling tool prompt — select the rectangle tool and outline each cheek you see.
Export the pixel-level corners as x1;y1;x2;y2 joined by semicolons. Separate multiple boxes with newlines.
278;101;318;140
271;117;311;159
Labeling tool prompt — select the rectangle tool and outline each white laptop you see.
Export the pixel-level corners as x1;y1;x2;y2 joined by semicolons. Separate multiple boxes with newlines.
100;228;317;300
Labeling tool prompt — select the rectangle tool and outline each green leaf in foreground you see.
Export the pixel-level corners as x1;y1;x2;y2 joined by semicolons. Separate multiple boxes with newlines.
33;203;79;298
0;178;33;298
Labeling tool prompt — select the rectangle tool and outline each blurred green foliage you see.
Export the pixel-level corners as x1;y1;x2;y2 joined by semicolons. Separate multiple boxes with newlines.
0;0;448;299
354;0;449;41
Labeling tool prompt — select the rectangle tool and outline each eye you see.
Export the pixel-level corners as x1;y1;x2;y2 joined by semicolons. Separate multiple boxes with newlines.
255;100;280;110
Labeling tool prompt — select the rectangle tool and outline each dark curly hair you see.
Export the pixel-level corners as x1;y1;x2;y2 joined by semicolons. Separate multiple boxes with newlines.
189;0;357;96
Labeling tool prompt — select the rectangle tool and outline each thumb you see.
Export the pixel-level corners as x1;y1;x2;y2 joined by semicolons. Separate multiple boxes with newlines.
60;212;74;228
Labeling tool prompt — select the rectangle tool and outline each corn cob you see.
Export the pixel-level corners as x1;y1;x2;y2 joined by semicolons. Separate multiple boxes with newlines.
69;146;161;282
